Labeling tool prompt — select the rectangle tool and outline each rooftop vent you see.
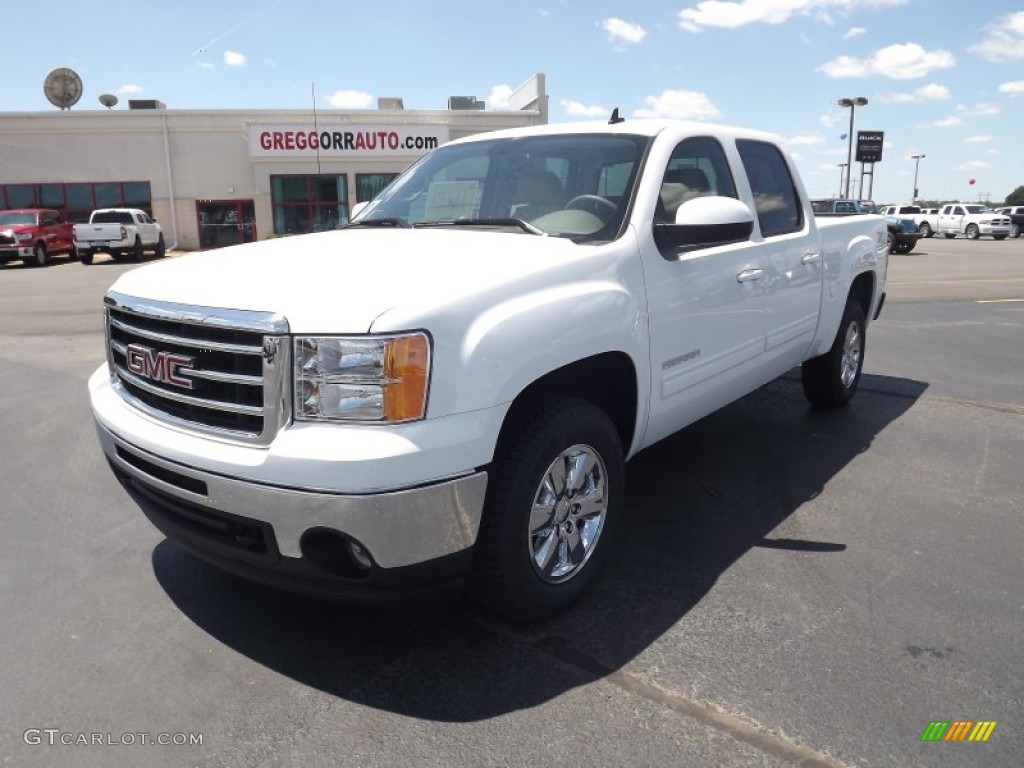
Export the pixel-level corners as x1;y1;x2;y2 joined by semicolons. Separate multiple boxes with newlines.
447;96;484;111
377;97;404;110
128;99;167;110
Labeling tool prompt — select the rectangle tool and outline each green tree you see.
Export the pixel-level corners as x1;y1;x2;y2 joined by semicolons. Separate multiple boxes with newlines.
1006;185;1024;205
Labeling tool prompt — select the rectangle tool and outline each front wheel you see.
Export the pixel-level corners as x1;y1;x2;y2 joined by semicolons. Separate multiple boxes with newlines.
965;224;980;240
30;242;47;267
1012;224;1020;238
471;396;624;622
801;300;866;408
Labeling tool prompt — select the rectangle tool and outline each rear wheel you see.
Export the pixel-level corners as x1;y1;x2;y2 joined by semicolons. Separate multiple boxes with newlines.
1012;224;1020;238
801;299;866;408
471;396;624;622
77;249;93;265
154;234;166;258
965;224;979;240
886;231;895;253
918;222;932;238
129;237;143;262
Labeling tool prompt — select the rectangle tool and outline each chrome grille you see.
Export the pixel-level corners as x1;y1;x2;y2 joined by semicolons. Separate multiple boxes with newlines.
104;291;289;444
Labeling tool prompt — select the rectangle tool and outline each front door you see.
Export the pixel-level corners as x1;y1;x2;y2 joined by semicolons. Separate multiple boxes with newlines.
197;200;257;249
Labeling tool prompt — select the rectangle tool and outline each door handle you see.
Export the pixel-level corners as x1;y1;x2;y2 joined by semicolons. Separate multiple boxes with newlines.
736;268;764;283
801;252;820;265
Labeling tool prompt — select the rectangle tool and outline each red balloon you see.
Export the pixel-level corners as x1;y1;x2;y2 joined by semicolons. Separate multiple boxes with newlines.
969;178;977;185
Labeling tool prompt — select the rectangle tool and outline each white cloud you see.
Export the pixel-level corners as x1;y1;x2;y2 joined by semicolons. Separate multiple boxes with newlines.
327;90;373;109
633;90;721;120
601;17;647;45
883;83;951;102
969;11;1024;62
999;80;1024;95
785;134;825;146
487;85;513;109
678;0;907;32
819;113;841;128
819;43;955;79
919;116;961;128
956;102;1000;117
224;50;246;67
117;84;143;94
560;99;609;118
963;135;992;144
197;61;215;70
843;26;865;39
958;160;991;171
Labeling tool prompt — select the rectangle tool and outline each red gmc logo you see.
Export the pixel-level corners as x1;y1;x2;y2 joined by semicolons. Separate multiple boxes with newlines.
125;343;194;389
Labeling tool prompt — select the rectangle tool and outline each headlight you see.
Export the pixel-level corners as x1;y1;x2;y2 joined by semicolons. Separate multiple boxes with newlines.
15;233;33;242
294;333;430;423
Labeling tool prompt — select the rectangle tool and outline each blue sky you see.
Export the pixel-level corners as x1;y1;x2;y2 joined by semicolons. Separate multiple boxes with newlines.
4;0;1023;205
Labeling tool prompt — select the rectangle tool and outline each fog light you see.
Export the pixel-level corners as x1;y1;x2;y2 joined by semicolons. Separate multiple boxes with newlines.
347;540;373;571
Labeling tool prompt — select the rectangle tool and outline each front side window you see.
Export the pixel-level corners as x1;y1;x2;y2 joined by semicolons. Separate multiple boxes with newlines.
655;136;737;223
356;133;650;242
736;140;804;237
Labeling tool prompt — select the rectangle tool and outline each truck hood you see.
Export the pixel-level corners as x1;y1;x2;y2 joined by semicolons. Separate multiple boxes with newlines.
108;228;588;332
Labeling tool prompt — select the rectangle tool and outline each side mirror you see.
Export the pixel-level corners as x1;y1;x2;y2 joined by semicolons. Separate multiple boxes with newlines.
654;196;755;252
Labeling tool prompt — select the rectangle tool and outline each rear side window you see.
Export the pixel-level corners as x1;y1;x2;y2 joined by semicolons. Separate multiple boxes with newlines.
736;140;803;237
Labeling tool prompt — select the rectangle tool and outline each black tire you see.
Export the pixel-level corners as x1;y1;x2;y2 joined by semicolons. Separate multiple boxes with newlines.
154;234;166;258
77;249;93;265
944;233;956;239
470;396;624;622
1012;224;1020;238
129;237;143;262
918;222;932;238
885;231;895;254
992;235;1007;241
965;224;979;240
901;241;915;254
29;242;47;267
801;300;866;408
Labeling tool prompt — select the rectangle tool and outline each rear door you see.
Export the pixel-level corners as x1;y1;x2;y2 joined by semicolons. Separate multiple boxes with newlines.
735;139;822;372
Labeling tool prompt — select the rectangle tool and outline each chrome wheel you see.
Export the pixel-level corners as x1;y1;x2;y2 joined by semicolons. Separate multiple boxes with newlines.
840;321;862;389
528;443;608;584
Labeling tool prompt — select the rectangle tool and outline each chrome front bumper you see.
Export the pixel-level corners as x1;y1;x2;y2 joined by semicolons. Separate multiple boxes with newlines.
97;423;487;570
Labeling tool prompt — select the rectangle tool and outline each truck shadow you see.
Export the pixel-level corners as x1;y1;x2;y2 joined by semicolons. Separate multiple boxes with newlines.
152;372;927;722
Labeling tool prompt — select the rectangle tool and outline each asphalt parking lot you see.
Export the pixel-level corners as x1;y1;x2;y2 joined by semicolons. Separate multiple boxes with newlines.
1;236;1021;767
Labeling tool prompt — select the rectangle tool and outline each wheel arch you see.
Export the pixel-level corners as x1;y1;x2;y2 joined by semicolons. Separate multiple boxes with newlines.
848;270;875;326
498;351;639;459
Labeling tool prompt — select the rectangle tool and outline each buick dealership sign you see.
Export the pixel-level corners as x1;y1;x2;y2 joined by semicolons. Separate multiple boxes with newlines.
248;123;449;158
855;131;884;163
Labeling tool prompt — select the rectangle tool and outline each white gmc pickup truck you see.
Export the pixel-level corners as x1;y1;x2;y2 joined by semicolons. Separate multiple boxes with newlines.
88;119;888;620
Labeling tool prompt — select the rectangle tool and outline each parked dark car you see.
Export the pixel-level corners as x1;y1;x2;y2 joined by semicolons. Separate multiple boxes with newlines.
995;206;1024;238
810;199;920;253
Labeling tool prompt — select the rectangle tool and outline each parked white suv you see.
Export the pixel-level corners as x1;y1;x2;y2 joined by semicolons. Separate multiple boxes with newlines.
937;204;1011;240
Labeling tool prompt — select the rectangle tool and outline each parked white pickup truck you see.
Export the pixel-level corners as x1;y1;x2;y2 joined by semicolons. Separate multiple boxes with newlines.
74;208;165;264
88;119;888;620
937;203;1011;240
880;204;942;238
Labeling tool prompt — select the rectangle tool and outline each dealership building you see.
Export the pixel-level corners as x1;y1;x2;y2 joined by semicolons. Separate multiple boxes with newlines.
0;74;547;250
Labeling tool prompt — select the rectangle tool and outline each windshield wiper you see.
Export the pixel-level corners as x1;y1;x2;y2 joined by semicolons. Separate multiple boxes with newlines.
344;218;411;229
412;218;544;235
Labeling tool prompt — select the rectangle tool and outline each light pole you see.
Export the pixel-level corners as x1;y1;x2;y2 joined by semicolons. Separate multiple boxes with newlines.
837;163;848;198
910;154;925;202
838;96;868;198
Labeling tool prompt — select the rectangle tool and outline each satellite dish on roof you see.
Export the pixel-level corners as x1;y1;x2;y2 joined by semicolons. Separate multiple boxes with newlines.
99;93;118;109
43;68;83;110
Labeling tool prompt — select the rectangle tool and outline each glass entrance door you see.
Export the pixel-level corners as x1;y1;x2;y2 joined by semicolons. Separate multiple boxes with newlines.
196;200;256;249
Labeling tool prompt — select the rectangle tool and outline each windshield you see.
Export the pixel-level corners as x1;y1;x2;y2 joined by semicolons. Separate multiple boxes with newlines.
355;133;650;242
0;212;37;226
